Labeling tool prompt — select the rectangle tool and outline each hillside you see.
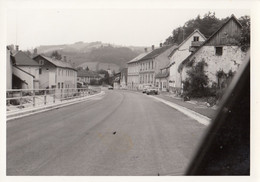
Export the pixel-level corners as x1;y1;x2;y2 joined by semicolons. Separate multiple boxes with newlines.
35;42;144;71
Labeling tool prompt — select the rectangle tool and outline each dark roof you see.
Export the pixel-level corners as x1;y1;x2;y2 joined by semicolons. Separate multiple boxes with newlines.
178;14;242;72
139;45;173;61
34;55;76;71
77;70;100;77
155;72;169;79
168;29;206;58
12;51;40;66
161;61;175;70
127;51;151;64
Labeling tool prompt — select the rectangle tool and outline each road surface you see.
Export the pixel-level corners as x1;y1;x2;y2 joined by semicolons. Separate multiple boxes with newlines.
7;89;208;175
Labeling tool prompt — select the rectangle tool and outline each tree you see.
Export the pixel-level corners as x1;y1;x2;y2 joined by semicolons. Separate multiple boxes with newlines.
97;69;109;85
183;60;209;97
239;16;250;52
51;50;62;60
85;66;89;71
163;12;230;45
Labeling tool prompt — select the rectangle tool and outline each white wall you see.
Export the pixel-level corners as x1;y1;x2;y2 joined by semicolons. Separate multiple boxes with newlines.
6;49;12;89
182;46;247;85
13;67;34;89
169;31;206;89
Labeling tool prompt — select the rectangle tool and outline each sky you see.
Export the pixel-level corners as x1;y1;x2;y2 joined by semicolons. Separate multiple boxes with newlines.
5;1;250;50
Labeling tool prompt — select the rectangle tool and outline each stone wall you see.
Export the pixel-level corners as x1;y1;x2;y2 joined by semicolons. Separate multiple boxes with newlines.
182;45;247;85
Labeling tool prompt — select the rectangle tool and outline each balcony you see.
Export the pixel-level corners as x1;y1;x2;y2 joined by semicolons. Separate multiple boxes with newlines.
191;41;204;47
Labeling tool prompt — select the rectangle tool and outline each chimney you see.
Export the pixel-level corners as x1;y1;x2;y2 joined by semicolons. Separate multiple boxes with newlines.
152;45;155;50
33;48;37;55
63;56;67;62
144;48;148;52
15;45;19;51
160;43;163;48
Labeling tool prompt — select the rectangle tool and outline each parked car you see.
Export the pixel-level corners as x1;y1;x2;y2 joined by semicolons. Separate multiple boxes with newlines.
142;85;152;93
108;85;113;90
146;87;159;95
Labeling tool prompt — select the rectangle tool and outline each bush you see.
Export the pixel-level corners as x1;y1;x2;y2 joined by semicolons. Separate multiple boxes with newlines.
183;60;210;98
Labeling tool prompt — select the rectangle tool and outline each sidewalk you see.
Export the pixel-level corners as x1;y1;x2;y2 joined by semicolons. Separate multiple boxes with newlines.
7;91;105;121
155;92;217;120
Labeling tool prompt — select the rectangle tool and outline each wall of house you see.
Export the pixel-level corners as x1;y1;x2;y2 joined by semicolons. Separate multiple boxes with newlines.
182;45;247;85
6;49;12;90
155;77;168;91
56;68;77;89
138;46;175;89
169;32;206;89
127;62;140;90
205;19;241;46
19;66;39;80
13;66;34;89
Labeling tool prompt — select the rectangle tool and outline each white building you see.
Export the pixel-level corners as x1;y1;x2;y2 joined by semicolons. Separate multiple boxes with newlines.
127;49;151;90
167;29;206;93
33;55;77;90
179;15;248;89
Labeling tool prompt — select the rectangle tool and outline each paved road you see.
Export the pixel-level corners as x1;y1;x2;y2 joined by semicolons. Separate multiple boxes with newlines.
7;90;208;175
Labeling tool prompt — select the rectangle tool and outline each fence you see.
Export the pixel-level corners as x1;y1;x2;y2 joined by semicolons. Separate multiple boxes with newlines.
6;87;101;110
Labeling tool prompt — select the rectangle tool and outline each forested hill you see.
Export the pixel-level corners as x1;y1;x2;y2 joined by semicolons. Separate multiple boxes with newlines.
164;12;249;45
35;42;143;70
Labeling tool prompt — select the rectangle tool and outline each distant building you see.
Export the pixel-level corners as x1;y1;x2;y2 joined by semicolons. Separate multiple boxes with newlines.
77;70;101;85
113;72;121;89
33;55;77;89
127;48;151;90
138;44;177;91
120;68;128;89
179;15;248;90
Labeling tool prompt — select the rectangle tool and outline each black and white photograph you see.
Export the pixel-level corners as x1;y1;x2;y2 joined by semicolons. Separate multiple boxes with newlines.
1;0;258;181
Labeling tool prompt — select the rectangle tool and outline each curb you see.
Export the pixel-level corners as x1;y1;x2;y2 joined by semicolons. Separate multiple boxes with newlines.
7;91;105;121
149;95;211;126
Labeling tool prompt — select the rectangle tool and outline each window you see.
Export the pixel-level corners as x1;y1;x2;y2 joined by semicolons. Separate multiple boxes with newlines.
61;83;64;88
193;36;199;41
39;60;44;65
39;68;42;75
215;46;223;56
58;82;60;89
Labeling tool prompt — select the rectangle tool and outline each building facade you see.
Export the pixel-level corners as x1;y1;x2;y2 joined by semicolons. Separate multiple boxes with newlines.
77;70;101;85
138;45;177;90
127;51;151;90
180;15;248;89
12;50;40;89
168;29;206;93
33;55;77;90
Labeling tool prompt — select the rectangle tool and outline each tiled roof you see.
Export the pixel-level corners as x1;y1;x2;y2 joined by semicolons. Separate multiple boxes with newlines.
13;51;40;66
161;61;175;70
168;29;206;58
155;72;169;79
178;15;242;73
77;70;100;77
34;55;76;70
139;45;173;61
127;52;151;64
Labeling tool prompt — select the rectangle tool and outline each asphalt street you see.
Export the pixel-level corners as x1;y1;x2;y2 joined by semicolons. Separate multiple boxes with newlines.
7;89;208;175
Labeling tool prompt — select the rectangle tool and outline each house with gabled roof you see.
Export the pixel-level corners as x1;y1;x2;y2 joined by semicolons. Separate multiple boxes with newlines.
11;49;41;89
127;48;151;90
77;70;101;85
165;29;206;93
179;15;248;90
139;44;177;90
33;55;77;90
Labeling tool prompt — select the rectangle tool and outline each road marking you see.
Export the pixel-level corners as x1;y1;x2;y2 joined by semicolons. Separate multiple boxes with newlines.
149;96;211;126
